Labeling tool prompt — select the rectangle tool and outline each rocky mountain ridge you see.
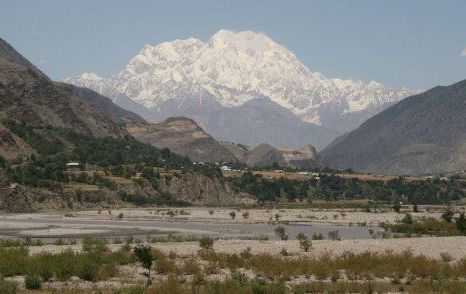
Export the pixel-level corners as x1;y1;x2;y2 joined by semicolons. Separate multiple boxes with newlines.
321;79;466;175
65;29;420;148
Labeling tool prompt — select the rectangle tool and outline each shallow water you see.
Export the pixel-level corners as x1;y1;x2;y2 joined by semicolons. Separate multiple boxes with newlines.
0;214;381;240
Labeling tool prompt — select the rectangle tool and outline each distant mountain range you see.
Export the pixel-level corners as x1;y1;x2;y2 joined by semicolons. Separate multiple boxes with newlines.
65;29;419;150
322;79;466;175
129;117;324;168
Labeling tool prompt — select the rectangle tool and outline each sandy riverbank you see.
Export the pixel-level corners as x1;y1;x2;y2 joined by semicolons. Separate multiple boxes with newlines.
27;236;466;261
68;207;444;226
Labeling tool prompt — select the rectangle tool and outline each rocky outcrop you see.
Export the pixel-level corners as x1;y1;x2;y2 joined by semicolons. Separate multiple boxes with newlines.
0;172;253;212
157;173;251;205
245;143;287;167
243;143;324;169
280;145;324;170
129;117;238;163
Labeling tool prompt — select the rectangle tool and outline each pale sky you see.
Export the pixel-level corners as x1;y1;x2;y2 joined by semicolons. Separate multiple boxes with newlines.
1;0;465;89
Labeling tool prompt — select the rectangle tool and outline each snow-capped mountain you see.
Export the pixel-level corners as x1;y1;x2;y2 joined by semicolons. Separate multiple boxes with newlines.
65;29;420;148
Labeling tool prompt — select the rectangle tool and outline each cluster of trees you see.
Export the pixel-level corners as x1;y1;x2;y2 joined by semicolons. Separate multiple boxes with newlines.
386;208;466;237
119;192;190;207
58;130;191;168
7;163;119;191
229;172;465;204
3;125;224;191
4;121;64;156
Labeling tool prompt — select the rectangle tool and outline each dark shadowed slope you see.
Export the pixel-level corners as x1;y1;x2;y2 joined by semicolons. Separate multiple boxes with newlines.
0;39;146;159
321;79;466;175
60;83;147;127
0;38;48;79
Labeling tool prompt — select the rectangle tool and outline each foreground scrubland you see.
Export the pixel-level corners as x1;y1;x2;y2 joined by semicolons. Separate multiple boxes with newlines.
0;234;466;293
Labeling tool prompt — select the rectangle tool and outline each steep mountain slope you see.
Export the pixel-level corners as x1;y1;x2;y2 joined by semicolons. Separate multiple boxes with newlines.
280;145;324;170
202;98;337;150
245;143;287;168
66;29;419;138
140;96;337;150
128;117;238;163
64;72;152;119
0;38;48;79
0;38;252;208
0;40;145;159
243;143;324;169
321;79;466;175
60;83;146;127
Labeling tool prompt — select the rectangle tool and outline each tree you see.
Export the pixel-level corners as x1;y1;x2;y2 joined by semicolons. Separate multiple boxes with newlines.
0;154;6;168
274;225;288;240
392;202;401;213
160;148;171;160
442;207;454;223
401;213;414;224
456;212;466;234
199;236;214;250
297;232;312;252
134;245;154;292
229;211;236;220
328;230;341;241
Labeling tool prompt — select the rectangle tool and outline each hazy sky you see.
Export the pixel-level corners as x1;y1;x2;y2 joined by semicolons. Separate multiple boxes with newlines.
1;0;465;89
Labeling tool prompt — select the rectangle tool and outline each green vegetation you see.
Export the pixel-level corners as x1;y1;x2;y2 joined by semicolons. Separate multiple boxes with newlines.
296;232;311;252
5;125;193;189
2;123;224;207
119;192;191;207
442;206;454;222
0;245;134;283
199;236;214;250
327;229;341;240
0;154;5;168
4;122;64;156
1;238;466;293
198;249;466;281
229;171;465;204
24;275;41;290
229;211;236;220
0;277;16;294
273;225;288;240
384;215;465;237
134;245;154;290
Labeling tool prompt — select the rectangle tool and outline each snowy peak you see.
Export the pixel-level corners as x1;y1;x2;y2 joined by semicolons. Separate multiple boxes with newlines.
64;72;110;93
208;29;279;53
120;38;204;78
65;29;420;133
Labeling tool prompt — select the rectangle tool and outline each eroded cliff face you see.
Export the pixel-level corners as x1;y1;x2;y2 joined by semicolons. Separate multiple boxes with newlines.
0;173;253;212
157;173;251;205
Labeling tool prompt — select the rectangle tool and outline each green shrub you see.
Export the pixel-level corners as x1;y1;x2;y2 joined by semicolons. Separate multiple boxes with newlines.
82;237;108;253
327;230;341;240
24;275;42;290
442;207;454;223
0;247;28;277
274;225;288;240
0;154;5;168
0;278;16;294
402;213;414;224
297;232;312;252
199;236;214;250
229;211;236;220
